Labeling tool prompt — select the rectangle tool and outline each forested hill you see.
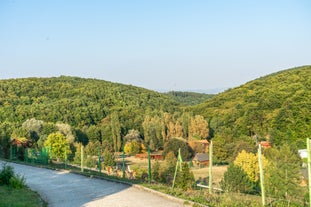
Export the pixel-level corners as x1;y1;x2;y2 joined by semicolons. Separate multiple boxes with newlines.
165;91;214;105
0;76;180;128
191;65;311;148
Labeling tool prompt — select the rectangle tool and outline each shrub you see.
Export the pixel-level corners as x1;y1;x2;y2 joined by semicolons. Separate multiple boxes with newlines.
9;174;26;189
220;164;256;194
0;163;14;185
0;163;26;189
174;162;195;190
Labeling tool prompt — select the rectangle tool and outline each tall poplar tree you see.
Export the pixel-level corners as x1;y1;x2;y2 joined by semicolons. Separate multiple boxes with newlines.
111;112;121;152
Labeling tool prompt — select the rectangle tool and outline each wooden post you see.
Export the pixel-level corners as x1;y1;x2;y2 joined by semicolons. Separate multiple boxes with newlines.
148;146;151;184
172;148;183;189
81;144;84;172
98;145;101;173
209;140;213;194
122;144;125;179
258;143;265;206
307;138;311;207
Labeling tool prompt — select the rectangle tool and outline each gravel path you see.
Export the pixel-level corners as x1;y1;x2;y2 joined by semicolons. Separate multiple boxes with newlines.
1;161;187;207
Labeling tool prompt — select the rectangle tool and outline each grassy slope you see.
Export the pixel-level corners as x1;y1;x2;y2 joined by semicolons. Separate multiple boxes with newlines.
0;185;45;207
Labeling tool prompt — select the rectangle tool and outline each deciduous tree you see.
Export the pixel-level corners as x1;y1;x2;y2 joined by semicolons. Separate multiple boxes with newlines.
189;115;209;140
44;132;71;161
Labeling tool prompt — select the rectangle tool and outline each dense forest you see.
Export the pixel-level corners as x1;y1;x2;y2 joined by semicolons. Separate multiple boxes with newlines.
192;65;311;160
0;66;311;164
0;76;211;161
0;76;180;128
165;91;214;106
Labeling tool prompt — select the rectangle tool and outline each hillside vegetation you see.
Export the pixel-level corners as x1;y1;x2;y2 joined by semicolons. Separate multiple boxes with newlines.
192;65;311;151
0;76;179;128
1;66;310;161
165;91;214;105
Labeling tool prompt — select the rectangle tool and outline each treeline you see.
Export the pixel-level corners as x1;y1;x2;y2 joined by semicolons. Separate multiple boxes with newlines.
0;76;179;128
0;76;214;162
191;65;311;161
0;111;209;160
165;91;214;105
1;66;311;163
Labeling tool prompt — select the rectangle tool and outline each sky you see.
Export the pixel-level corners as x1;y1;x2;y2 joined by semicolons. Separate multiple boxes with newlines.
0;0;310;93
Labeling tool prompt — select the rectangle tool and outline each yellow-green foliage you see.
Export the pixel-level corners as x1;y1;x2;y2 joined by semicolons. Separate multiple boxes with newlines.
44;132;71;160
124;140;140;155
234;150;268;182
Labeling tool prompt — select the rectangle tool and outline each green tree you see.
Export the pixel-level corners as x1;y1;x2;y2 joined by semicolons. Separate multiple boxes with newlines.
220;164;255;194
142;115;163;151
152;161;161;182
103;149;115;167
163;138;191;161
86;125;102;143
175;162;195;190
111;112;121;152
264;145;304;203
44;132;71;161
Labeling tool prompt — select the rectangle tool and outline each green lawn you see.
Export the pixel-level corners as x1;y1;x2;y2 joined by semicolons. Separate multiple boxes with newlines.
0;185;46;207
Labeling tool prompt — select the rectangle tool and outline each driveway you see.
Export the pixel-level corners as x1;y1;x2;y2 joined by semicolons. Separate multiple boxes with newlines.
0;161;187;207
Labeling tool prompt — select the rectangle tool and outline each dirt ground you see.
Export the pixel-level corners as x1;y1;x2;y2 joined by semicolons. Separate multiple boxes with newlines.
191;165;227;188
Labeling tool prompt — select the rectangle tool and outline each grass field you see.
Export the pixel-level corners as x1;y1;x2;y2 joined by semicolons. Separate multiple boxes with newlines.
0;185;45;207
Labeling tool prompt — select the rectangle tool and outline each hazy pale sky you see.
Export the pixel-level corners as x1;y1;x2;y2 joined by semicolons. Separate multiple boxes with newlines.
1;0;310;92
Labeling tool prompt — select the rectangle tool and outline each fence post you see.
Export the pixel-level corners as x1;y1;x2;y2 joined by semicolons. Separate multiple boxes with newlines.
98;145;101;173
258;143;265;207
81;144;84;172
209;140;213;194
148;146;151;184
307;138;311;207
10;145;13;160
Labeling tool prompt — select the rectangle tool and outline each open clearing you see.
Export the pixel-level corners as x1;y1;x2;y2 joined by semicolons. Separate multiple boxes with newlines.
124;156;227;188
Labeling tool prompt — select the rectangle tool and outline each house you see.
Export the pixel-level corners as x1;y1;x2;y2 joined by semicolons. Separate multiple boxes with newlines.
192;153;209;168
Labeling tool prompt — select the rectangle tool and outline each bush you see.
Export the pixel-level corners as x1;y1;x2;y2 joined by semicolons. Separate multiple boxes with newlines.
0;163;14;185
174;163;195;190
220;164;256;194
0;163;26;189
9;174;26;189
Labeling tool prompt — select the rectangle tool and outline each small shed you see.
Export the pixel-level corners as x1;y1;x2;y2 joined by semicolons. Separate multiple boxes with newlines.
192;153;209;168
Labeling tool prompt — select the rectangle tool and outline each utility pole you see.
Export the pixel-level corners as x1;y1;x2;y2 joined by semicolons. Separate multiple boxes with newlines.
258;143;265;206
209;140;213;194
307;138;311;207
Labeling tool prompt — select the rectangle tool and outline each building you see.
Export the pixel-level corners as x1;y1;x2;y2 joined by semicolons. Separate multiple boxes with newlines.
192;153;209;168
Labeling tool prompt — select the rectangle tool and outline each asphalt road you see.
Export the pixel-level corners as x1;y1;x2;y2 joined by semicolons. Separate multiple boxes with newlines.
0;161;187;207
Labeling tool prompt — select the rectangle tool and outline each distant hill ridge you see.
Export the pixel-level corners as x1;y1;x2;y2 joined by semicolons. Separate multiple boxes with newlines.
191;65;311;147
0;76;180;127
1;66;310;148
